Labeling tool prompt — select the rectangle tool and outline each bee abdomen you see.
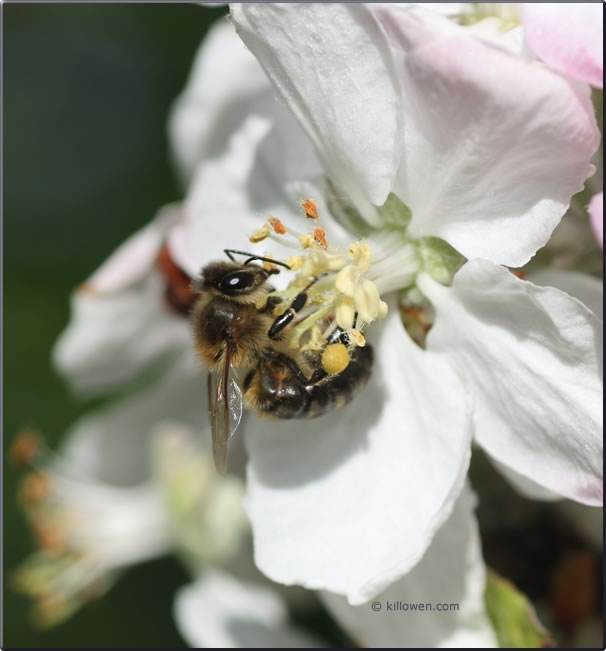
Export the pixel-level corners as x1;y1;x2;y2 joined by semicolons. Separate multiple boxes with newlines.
245;345;374;420
304;344;373;418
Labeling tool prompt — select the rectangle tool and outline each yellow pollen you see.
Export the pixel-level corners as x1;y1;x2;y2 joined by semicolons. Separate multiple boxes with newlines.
349;329;366;347
286;256;304;270
321;343;350;375
299;234;315;249
301;198;319;220
249;224;270;243
261;254;278;271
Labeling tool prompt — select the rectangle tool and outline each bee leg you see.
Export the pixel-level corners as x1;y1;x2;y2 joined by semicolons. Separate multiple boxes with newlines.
268;275;324;340
268;291;308;339
263;350;314;386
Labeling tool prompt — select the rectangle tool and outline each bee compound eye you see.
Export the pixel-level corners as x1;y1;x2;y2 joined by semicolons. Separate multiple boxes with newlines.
219;271;256;294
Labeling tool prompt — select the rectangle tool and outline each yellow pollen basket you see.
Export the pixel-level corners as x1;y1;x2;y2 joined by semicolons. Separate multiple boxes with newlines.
322;342;350;375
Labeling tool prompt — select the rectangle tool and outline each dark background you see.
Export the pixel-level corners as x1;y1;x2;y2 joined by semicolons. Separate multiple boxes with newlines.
4;3;223;646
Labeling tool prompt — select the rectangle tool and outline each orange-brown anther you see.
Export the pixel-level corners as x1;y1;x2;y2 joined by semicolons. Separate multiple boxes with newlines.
20;472;52;504
268;217;287;235
301;198;319;220
511;270;527;279
76;283;96;295
313;227;328;249
10;429;42;466
33;523;65;554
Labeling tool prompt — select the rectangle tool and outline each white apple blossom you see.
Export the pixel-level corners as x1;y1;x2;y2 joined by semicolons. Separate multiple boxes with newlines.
213;2;601;602
51;0;602;635
13;401;324;646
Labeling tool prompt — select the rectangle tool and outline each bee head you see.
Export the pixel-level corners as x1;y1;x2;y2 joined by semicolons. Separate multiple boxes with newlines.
193;261;275;303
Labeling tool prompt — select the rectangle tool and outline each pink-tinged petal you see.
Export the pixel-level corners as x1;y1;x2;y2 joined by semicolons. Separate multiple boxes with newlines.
244;305;472;605
384;13;599;267
523;3;603;88
174;570;325;649
53;272;191;396
169;19;271;184
322;485;497;648
420;261;603;506
230;3;401;217
589;192;603;247
53;207;191;396
87;203;178;293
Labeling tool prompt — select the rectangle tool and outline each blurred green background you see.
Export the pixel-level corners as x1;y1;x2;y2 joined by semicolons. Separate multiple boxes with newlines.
4;4;223;646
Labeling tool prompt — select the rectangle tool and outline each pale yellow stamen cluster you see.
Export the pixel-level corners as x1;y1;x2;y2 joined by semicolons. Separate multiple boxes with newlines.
334;242;388;332
248;199;389;352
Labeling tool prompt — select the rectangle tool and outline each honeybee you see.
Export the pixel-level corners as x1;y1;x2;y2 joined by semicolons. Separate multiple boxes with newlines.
192;249;373;473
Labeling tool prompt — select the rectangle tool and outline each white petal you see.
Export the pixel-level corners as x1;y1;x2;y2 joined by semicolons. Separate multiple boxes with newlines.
385;15;599;267
168;113;339;279
53;271;191;396
87;203;178;293
58;352;206;484
230;3;401;214
244;306;472;604
322;485;497;648
523;3;603;88
420;261;603;505
488;455;561;502
174;570;324;648
529;268;603;320
169;19;272;183
53;204;191;396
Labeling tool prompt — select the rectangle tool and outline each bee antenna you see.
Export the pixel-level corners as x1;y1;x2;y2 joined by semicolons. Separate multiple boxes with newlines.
223;249;291;270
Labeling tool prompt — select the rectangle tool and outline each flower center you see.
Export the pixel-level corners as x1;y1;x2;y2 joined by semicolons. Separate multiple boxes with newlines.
249;200;419;350
250;193;466;350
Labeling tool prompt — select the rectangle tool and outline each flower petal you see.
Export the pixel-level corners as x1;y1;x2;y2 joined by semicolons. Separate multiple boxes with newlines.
169;19;272;183
53;272;191;396
58;352;206;484
322;484;497;648
244;305;472;604
87;203;178;293
174;570;325;648
384;14;599;267
53;205;191;396
488;456;561;502
420;260;603;505
529;268;603;320
230;3;401;214
523;3;603;88
589;192;603;248
168;113;340;279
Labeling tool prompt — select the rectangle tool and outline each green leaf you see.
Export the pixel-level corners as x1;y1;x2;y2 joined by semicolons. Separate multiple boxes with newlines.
485;570;553;648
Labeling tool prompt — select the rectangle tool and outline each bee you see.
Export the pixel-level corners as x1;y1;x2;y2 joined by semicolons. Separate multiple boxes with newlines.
191;249;373;473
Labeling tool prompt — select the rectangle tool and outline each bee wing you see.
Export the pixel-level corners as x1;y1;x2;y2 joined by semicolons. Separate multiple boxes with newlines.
207;344;243;474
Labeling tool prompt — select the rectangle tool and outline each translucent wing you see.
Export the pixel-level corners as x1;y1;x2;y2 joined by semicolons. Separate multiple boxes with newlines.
207;344;243;474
